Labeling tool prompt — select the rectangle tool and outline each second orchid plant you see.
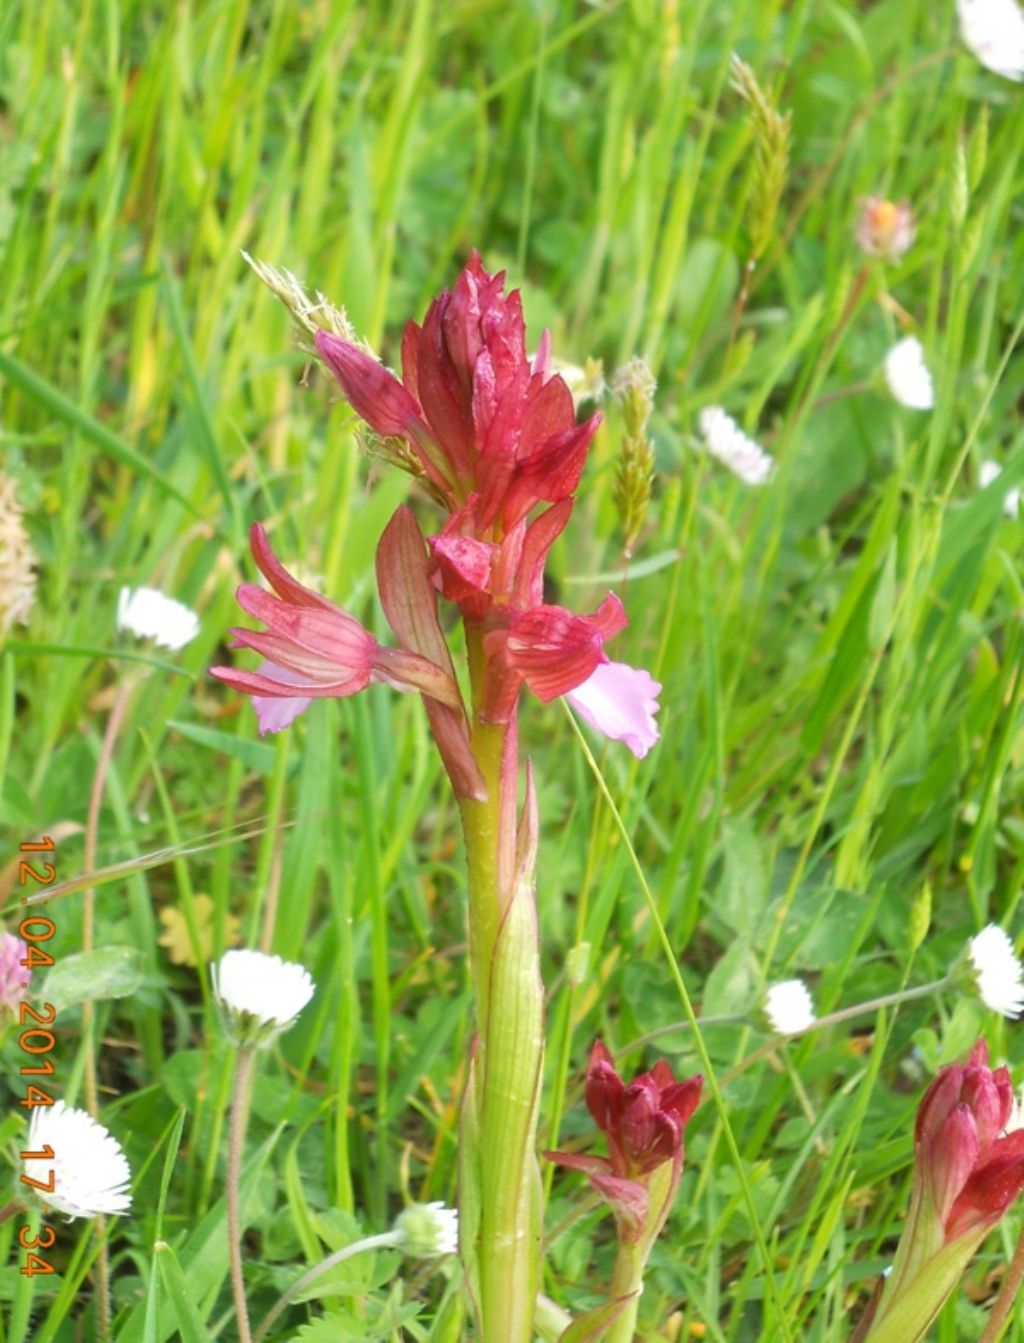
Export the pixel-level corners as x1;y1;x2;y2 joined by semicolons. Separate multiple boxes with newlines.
213;253;688;1340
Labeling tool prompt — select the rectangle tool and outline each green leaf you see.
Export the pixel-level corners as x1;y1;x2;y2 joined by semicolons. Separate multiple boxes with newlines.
166;720;282;776
0;347;204;522
701;938;759;1019
42;947;145;1011
558;1295;638;1342
154;1242;212;1343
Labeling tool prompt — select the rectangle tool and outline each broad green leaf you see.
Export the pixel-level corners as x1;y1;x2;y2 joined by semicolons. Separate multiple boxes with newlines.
42;946;145;1011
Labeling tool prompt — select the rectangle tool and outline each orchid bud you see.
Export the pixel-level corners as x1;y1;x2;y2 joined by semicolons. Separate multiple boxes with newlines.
547;1041;702;1247
866;1040;1024;1342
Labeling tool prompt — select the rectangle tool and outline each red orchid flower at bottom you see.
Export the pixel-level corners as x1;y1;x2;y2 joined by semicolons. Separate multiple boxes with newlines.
545;1041;702;1243
866;1040;1024;1343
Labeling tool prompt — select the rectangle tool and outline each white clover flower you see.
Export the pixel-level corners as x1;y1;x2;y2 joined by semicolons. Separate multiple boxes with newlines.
967;925;1024;1018
764;980;815;1036
979;460;1021;518
393;1201;458;1258
117;586;199;651
24;1101;132;1219
212;949;315;1048
697;407;774;486
957;0;1024;81
884;338;934;411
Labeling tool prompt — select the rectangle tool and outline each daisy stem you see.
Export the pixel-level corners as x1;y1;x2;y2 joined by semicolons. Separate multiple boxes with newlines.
618;976;953;1060
228;1046;257;1343
253;1230;402;1343
0;1199;22;1224
82;670;136;1340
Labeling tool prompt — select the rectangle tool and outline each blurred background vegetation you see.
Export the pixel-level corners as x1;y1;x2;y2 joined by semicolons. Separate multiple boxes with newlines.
1;0;1023;1337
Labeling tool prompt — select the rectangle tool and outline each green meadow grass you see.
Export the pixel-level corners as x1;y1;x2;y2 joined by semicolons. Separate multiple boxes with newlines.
2;0;1024;1338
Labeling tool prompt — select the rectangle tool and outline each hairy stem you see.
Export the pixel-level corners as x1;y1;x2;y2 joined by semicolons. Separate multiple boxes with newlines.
978;1228;1024;1343
228;1047;257;1343
82;671;135;1339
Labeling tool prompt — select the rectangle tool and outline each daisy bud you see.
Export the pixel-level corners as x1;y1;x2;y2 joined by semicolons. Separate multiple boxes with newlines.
211;949;316;1049
24;1101;132;1220
883;338;934;411
956;0;1024;82
117;586;199;651
962;924;1024;1018
697;407;774;486
393;1201;459;1258
856;197;915;261
0;932;31;1015
763;979;815;1036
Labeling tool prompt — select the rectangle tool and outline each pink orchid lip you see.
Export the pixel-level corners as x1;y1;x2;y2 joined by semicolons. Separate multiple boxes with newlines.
249;661;313;735
565;661;662;759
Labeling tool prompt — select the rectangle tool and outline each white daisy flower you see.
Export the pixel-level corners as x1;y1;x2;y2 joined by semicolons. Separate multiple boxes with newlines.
764;979;815;1036
212;949;315;1048
393;1201;458;1258
698;407;774;486
957;0;1024;81
117;586;199;651
967;925;1024;1018
979;460;1021;518
884;338;934;411
24;1101;132;1219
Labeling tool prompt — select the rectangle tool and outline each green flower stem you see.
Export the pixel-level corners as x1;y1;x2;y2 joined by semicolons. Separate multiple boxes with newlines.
227;1046;257;1343
458;627;544;1343
254;1230;402;1343
604;1237;645;1343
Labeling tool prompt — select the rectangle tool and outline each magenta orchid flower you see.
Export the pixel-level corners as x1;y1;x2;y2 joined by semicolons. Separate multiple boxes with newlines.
219;253;661;758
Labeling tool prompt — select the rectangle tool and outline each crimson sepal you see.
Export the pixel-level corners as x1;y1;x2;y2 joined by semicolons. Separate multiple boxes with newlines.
376;507;486;800
315;332;422;436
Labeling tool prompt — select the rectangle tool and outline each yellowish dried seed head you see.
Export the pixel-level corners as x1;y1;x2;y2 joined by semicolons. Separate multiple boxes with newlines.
0;475;38;639
241;251;360;346
611;358;657;558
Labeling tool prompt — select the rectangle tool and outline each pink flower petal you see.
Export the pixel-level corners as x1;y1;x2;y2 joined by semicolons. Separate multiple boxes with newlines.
565;661;662;759
250;661;312;735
